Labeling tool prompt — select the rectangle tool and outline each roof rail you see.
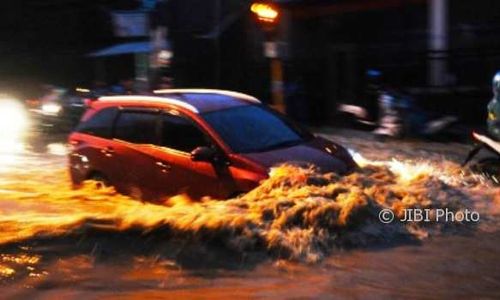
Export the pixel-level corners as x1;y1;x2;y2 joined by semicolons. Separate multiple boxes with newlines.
153;89;261;103
98;95;199;113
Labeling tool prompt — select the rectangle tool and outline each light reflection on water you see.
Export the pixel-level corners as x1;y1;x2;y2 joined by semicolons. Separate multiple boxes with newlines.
2;233;500;299
0;140;26;173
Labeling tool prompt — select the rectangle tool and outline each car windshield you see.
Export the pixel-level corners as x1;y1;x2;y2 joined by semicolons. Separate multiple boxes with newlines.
202;105;312;153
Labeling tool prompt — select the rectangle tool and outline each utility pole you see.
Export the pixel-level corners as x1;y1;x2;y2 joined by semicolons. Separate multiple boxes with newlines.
270;53;285;112
428;0;449;87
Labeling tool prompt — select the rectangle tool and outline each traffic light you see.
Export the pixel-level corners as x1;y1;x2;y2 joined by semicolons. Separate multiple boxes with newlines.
250;2;279;24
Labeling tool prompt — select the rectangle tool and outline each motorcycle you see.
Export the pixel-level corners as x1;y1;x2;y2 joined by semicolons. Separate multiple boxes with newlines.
337;91;462;140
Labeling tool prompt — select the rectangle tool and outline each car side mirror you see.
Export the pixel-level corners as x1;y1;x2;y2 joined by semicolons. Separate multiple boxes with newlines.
190;146;217;162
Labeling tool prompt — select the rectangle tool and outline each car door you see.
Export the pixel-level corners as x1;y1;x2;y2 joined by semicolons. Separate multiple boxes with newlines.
110;108;164;199
148;110;237;199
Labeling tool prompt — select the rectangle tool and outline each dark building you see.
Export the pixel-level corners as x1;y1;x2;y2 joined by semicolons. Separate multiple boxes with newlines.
156;0;500;125
278;0;500;124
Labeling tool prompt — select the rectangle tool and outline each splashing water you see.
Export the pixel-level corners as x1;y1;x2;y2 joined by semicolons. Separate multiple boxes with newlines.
0;150;498;274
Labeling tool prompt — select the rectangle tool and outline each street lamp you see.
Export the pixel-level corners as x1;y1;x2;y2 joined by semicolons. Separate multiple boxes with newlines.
250;3;279;24
250;2;285;113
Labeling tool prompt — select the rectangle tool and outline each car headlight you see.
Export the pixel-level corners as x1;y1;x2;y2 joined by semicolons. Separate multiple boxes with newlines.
41;103;62;116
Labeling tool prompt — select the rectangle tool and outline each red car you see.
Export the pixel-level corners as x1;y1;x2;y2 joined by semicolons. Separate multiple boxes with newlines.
68;89;356;200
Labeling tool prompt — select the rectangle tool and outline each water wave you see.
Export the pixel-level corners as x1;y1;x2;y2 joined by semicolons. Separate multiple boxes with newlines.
1;159;497;265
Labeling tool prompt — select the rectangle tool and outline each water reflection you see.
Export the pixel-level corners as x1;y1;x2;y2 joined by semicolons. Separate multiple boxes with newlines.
46;143;68;156
0;99;30;172
0;99;28;139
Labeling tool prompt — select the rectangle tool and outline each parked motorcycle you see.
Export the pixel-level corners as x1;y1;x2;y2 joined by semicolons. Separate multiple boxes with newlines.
338;90;461;140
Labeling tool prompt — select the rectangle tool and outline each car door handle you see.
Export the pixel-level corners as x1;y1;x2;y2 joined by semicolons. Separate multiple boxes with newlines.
156;161;172;172
100;147;115;157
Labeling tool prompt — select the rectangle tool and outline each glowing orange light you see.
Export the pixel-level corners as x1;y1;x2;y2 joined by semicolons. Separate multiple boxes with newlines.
251;3;279;23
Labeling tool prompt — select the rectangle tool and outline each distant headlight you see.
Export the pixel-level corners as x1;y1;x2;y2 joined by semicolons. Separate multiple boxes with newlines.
41;103;62;116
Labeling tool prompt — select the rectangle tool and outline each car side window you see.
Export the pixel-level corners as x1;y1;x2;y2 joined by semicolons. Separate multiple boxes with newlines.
161;114;209;153
75;107;118;138
114;111;159;144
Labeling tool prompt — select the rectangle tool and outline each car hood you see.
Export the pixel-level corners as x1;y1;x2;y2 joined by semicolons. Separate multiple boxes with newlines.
240;137;356;174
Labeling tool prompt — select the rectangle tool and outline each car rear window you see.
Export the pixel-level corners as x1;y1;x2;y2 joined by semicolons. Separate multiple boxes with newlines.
114;111;159;144
75;107;118;138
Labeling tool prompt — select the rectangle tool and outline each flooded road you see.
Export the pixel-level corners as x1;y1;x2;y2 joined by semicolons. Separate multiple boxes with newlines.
1;129;499;299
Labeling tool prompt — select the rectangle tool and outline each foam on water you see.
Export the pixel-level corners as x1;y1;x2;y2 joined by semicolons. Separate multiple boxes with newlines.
0;155;498;273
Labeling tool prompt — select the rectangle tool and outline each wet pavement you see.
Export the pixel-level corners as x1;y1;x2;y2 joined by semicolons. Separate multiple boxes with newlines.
0;128;499;299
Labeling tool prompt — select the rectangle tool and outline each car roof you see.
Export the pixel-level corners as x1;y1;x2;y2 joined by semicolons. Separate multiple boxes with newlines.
97;89;261;114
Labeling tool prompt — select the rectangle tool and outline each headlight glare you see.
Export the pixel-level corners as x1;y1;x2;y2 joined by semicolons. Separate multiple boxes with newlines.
41;103;62;115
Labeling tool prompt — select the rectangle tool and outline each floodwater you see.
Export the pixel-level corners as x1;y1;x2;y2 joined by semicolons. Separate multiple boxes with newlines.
1;130;499;299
